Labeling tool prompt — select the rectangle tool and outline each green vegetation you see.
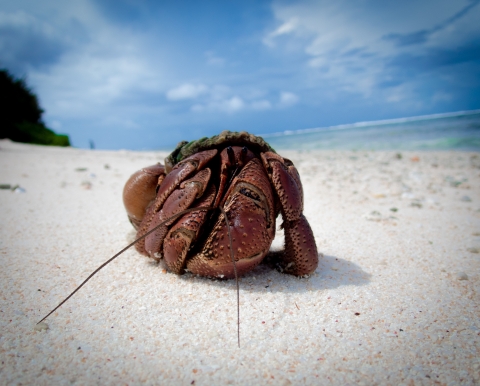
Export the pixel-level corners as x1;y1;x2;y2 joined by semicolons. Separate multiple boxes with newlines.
0;69;70;147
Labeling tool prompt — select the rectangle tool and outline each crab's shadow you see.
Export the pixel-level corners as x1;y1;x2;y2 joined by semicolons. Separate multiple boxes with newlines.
175;253;371;294
146;253;371;330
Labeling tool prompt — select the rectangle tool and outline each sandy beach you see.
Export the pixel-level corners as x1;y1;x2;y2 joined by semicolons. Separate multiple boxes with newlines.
1;138;479;385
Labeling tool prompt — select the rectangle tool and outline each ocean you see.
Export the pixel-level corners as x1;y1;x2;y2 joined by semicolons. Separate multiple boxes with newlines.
260;110;480;151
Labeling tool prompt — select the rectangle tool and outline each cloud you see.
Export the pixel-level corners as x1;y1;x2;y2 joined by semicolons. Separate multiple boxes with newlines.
215;96;245;112
191;96;245;113
265;0;480;98
383;0;480;47
3;0;477;150
251;99;272;110
279;91;299;106
263;17;298;47
166;83;208;100
168;84;297;113
384;41;480;85
27;23;164;122
33;51;159;117
168;83;242;112
1;0;169;148
0;11;71;73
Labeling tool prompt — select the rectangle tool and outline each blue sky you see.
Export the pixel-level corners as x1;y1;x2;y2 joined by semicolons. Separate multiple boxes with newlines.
1;0;479;149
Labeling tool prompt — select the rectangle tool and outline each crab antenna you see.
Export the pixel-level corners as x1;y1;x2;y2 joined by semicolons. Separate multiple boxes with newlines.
219;206;240;348
37;206;213;325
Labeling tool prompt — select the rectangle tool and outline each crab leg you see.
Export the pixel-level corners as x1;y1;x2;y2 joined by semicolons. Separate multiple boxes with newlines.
154;149;217;212
213;146;255;208
163;184;216;274
131;149;217;255
142;168;212;258
187;158;276;278
261;152;318;276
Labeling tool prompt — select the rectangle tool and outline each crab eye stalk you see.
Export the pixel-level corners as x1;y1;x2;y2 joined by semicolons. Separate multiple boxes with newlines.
227;146;235;166
240;146;248;164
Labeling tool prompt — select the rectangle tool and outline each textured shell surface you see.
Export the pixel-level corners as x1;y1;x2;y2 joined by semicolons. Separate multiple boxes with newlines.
164;130;276;171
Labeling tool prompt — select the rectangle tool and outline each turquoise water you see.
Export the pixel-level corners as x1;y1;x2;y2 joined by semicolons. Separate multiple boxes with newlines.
261;110;480;151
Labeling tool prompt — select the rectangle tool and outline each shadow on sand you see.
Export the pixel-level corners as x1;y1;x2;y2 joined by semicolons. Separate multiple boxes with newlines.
170;253;371;295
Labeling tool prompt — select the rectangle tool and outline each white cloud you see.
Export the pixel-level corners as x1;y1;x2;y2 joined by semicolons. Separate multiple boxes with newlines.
221;96;245;112
251;100;272;110
166;83;208;100
170;83;298;113
187;91;300;113
265;0;480;97
263;17;298;47
169;83;275;113
279;91;299;106
30;33;162;119
169;83;245;112
3;0;167;125
193;96;245;113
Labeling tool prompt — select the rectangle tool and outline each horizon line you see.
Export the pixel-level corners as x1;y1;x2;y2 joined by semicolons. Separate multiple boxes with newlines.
258;108;480;138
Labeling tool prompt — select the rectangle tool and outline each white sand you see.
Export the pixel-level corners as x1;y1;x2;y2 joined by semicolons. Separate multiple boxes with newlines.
1;138;479;385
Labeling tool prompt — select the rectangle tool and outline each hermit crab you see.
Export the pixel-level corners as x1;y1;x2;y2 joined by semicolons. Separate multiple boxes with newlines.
37;131;318;342
123;131;318;278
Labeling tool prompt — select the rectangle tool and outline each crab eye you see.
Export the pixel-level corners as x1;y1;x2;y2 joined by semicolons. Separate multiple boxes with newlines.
240;146;248;163
227;146;235;166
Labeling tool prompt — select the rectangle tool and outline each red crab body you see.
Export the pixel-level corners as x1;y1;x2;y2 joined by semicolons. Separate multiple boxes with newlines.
123;131;318;279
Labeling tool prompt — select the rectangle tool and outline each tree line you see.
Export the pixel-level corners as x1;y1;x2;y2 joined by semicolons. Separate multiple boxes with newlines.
0;69;70;147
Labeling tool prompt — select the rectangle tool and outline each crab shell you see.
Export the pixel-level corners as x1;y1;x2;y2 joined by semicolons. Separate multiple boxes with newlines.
123;131;318;279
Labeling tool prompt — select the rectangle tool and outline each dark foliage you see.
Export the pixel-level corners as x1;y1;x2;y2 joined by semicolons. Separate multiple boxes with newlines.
0;69;70;146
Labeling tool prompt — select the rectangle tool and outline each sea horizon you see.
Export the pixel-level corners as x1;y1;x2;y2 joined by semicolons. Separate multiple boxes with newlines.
259;109;480;152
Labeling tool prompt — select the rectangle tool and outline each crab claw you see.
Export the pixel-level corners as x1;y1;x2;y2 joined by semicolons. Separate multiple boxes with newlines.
144;168;212;259
261;152;318;276
163;184;216;274
123;164;166;229
155;149;218;212
132;149;218;256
